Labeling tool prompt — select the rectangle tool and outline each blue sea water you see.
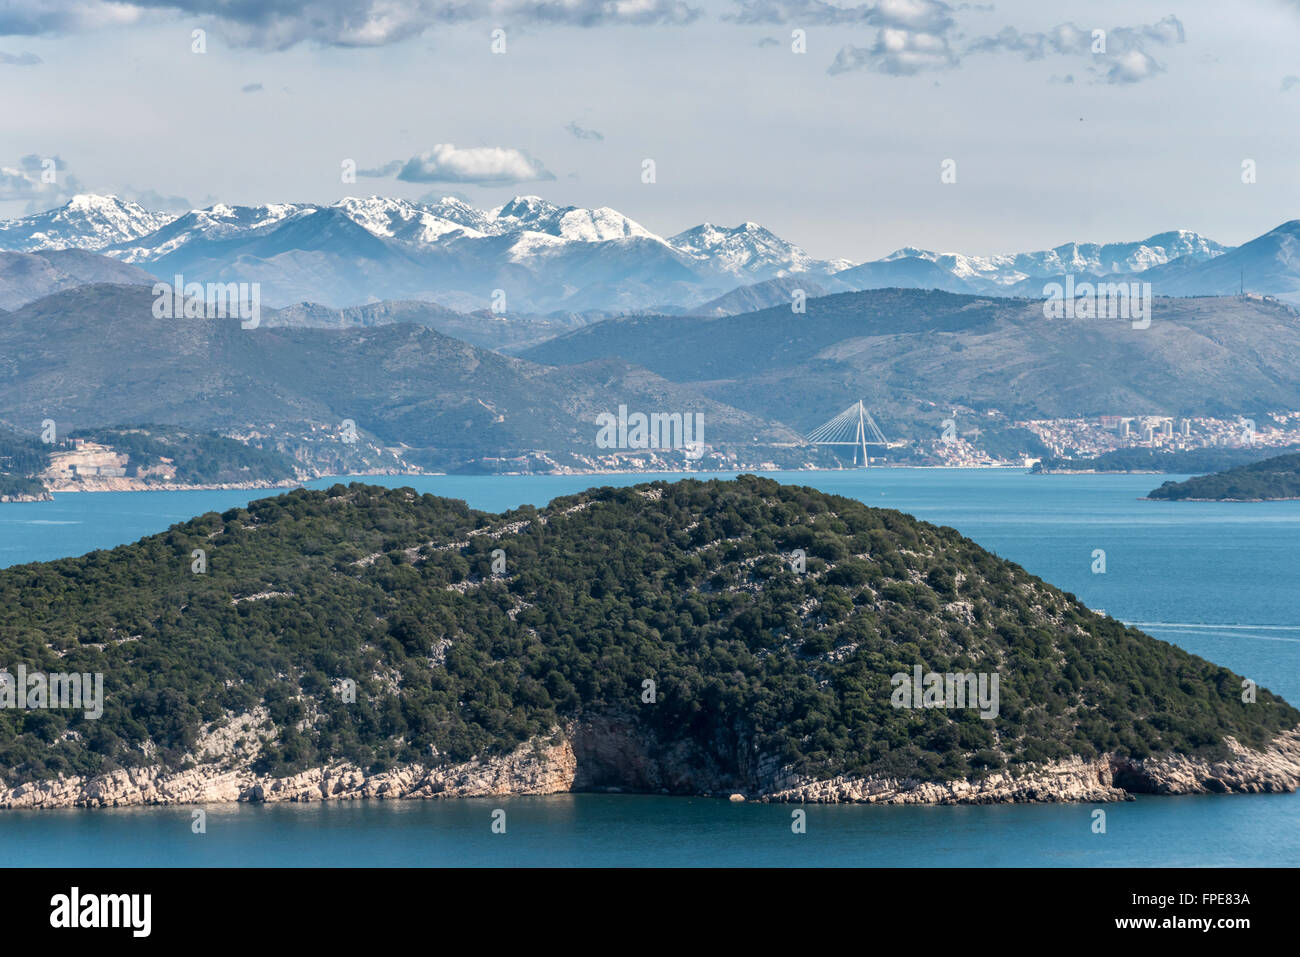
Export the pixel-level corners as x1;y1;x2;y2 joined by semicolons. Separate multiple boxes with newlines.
1;469;1297;867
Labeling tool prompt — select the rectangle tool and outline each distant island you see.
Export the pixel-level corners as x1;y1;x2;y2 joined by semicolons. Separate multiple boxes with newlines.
1148;452;1300;501
1032;445;1297;475
2;476;1297;809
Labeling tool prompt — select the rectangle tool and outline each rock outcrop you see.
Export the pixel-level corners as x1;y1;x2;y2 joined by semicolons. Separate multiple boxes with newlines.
3;725;1299;810
0;736;577;809
764;728;1300;805
1109;728;1300;796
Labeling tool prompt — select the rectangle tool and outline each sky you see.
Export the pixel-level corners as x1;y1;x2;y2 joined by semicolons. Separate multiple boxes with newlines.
2;0;1299;263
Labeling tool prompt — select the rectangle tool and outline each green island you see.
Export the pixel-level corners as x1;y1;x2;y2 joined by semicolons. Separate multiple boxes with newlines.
1;476;1296;806
1032;446;1298;475
1148;452;1300;501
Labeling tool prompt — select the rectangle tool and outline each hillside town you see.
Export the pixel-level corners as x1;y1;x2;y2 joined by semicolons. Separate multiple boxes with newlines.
1015;411;1300;459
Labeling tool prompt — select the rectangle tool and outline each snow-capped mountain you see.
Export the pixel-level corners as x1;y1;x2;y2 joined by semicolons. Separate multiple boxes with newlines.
1138;220;1300;301
1;194;1283;312
877;230;1229;288
110;202;319;262
490;195;658;243
669;221;852;278
332;196;492;243
0;194;175;252
1;194;834;309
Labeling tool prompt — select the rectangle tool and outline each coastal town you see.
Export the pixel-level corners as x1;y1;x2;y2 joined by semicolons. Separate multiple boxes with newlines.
1015;411;1300;459
924;409;1300;467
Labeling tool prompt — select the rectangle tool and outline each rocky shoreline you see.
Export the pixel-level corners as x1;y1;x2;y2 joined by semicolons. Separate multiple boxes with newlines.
4;727;1298;810
0;491;53;502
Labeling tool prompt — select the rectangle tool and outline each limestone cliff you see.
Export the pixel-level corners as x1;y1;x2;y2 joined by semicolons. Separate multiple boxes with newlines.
4;723;1299;809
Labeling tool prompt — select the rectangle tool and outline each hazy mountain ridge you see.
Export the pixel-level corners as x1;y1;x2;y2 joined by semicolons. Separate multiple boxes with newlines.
0;283;811;474
521;287;1300;437
0;249;156;310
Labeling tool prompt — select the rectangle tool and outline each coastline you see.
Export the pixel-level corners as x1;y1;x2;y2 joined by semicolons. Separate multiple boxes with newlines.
1140;496;1300;503
5;726;1298;811
5;463;1035;499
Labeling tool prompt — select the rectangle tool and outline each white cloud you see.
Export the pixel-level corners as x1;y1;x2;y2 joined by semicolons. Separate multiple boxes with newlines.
829;25;957;75
1104;48;1163;84
0;0;698;48
0;165;76;208
396;145;555;186
828;11;1186;83
963;16;1184;85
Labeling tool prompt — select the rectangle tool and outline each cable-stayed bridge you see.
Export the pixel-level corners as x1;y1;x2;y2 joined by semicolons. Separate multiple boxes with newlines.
805;400;889;467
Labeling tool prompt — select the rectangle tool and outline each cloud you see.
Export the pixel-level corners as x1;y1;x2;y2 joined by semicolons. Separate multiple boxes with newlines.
0;0;1186;88
756;35;779;46
395;145;554;186
20;153;67;172
0;167;39;200
728;0;872;24
1283;75;1300;92
0;50;41;64
240;82;263;92
358;160;403;177
965;23;1092;58
730;0;952;29
0;155;84;211
964;16;1184;84
565;121;604;141
0;0;140;36
129;188;194;212
826;10;1185;83
505;0;700;27
0;0;698;48
829;25;958;75
1102;48;1163;84
810;1;961;76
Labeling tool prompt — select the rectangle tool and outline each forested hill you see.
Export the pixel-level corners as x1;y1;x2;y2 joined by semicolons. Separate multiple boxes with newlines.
1148;452;1300;500
0;477;1293;793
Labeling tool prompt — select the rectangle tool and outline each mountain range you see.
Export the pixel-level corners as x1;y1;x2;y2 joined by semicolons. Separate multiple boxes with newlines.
0;283;813;474
5;194;1297;313
520;288;1300;437
3;278;1297;476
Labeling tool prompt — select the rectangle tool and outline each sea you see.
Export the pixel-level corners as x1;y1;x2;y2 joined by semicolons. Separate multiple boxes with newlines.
1;469;1297;867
